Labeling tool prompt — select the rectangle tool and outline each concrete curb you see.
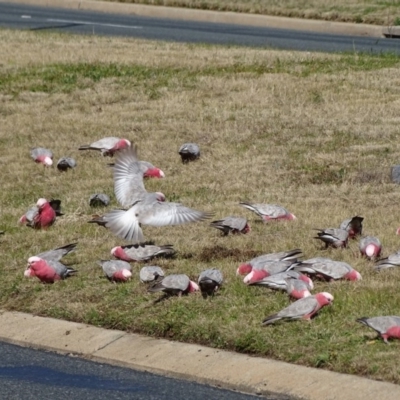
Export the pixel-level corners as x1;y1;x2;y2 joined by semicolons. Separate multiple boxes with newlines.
0;310;399;400
3;0;397;38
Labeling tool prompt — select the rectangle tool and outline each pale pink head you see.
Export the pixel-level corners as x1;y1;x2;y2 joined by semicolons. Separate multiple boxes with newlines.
144;168;165;179
36;198;48;208
315;292;334;306
345;269;362;281
396;227;400;235
156;192;166;202
113;269;132;282
243;269;269;284
111;246;131;262
237;263;252;276
118;139;131;149
288;213;297;220
365;244;380;258
188;281;200;292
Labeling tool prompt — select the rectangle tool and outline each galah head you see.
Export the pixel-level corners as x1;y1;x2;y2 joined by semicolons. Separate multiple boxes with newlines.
289;213;297;220
243;269;269;284
188;281;200;292
113;269;132;282
44;156;53;166
156;192;166;202
242;223;251;234
117;139;131;150
111;247;131;262
365;244;380;258
316;292;334;306
27;256;44;271
237;263;252;276
345;269;362;281
144;168;165;179
36;198;48;209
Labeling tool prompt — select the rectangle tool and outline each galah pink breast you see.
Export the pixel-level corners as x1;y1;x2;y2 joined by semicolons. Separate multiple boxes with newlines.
314;228;349;248
262;292;334;325
98;260;132;282
210;216;250;235
240;202;296;222
198;269;223;296
30;147;53;166
179;143;200;163
111;244;175;262
374;251;400;271
357;316;400;343
147;274;199;296
25;257;77;283
285;278;312;299
359;236;382;259
79;137;131;156
339;216;363;239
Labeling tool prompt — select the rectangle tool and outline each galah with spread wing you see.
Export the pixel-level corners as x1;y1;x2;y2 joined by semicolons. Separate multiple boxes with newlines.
140;266;165;283
78;137;131;156
89;193;110;207
357;316;400;343
147;274;199;296
340;216;363;239
314;228;349;248
98;260;132;282
239;202;296;222
198;269;223;296
30;147;53;166
19;198;57;229
210;216;250;235
244;270;313;290
111;244;175;262
359;236;382;259
374;251;400;271
179;143;200;163
57;157;77;172
262;292;334;325
35;243;77;262
25;257;77;283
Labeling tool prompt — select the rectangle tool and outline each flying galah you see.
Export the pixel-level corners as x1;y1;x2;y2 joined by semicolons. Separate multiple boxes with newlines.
374;251;400;271
25;257;76;283
89;193;110;207
293;258;361;281
239;202;296;222
210;216;250;235
147;274;199;296
30;147;53;166
244;270;313;290
19;198;57;229
340;216;364;239
314;228;349;248
111;244;175;262
139;266;165;283
262;292;334;325
35;243;77;262
357;316;400;343
179;143;200;163
79;137;131;156
198;269;223;296
98;260;132;282
359;236;382;259
57;157;77;172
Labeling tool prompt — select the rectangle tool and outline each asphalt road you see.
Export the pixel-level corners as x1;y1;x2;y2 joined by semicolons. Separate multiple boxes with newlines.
0;2;399;53
0;341;281;400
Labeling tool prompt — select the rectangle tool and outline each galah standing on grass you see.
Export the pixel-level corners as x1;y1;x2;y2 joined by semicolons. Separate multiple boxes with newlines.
314;228;349;248
78;137;131;156
25;257;77;283
340;216;364;239
56;157;77;172
374;251;400;271
30;147;53;166
148;274;199;296
239;202;296;222
359;236;382;259
198;269;223;296
111;244;175;262
98;260;132;282
140;266;165;283
356;316;400;343
89;193;110;207
35;243;77;262
244;270;313;290
19;198;57;229
179;143;200;163
210;216;250;235
262;292;334;325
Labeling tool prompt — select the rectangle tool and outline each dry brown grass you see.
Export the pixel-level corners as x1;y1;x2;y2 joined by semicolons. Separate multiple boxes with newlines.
1;29;400;382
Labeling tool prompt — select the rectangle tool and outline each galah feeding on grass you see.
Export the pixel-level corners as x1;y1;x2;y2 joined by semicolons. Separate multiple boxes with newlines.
314;228;349;248
140;266;165;283
239;202;296;222
179;143;200;163
340;216;363;239
98;260;132;282
111;244;175;262
244;270;313;290
359;236;382;259
357;316;400;343
35;242;77;262
147;274;199;296
210;216;250;235
198;269;223;296
78;137;131;156
56;157;76;172
262;292;334;325
293;258;362;281
19;198;58;229
25;257;76;283
374;251;400;271
89;193;110;207
241;260;296;283
30;147;53;166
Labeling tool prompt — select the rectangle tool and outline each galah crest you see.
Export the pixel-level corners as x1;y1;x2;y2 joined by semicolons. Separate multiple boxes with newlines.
111;244;175;262
57;157;77;172
179;143;200;163
374;251;400;271
147;274;199;296
210;216;250;235
89;193;110;207
240;202;296;222
314;228;349;248
78;137;131;156
30;147;53;166
198;269;223;296
359;236;382;259
340;216;363;239
98;260;132;282
357;316;400;343
25;257;77;283
140;266;165;283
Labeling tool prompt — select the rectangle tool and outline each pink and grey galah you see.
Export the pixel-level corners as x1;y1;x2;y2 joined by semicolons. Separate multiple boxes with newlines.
98;260;132;282
244;270;313;291
339;216;364;239
179;143;200;164
56;157;77;172
262;292;334;325
78;137;131;157
147;274;199;296
140;266;165;283
239;202;296;222
293;257;362;281
19;198;57;229
374;251;400;271
357;316;400;343
30;147;53;166
198;269;223;296
359;236;382;259
111;244;176;262
314;228;349;248
25;257;77;283
210;216;250;235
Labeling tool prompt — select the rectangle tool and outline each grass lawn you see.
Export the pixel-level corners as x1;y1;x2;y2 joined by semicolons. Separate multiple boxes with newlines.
1;29;400;383
98;0;400;26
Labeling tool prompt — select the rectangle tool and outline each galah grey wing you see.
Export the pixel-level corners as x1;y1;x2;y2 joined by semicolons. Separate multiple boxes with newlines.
179;143;200;163
148;274;190;294
250;271;301;289
57;157;77;171
30;147;53;159
36;243;77;262
357;316;400;335
304;260;352;280
47;260;75;279
80;137;120;151
269;296;319;322
123;244;170;261
89;193;110;207
198;269;223;287
240;203;289;218
98;260;131;278
375;252;400;270
140;266;165;283
253;259;294;274
24;207;39;225
249;249;302;265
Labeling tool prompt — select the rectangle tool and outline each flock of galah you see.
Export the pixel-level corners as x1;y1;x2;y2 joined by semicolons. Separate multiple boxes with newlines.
15;136;400;343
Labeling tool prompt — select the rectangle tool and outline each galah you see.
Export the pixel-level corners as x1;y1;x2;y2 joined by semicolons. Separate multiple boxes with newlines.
35;242;77;262
198;269;223;296
293;258;361;281
111;244;175;262
179;143;200;163
140;266;165;283
30;147;53;166
147;274;199;296
89;193;110;207
139;161;165;179
314;228;349;248
25;257;76;283
57;157;77;172
356;316;400;343
244;270;313;290
210;216;250;235
98;260;132;282
374;251;400;271
285;278;312;299
78;137;131;156
359;236;382;259
19;198;57;229
239;202;296;222
340;216;363;239
262;292;334;325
